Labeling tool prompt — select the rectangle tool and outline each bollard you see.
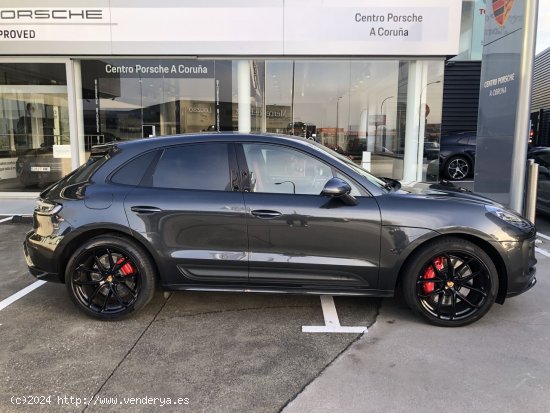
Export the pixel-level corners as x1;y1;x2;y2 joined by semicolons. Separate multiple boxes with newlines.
525;159;538;223
362;151;371;171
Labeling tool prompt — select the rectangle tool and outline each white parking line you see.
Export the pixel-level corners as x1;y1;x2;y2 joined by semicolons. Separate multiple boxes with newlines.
535;247;550;258
302;295;367;334
0;281;47;311
537;232;550;241
0;217;13;223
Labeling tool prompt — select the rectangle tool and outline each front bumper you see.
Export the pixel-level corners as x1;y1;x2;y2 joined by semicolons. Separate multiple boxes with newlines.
506;274;536;298
503;234;537;298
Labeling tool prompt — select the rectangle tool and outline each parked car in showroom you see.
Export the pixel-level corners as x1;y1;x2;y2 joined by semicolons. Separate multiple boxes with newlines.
439;131;477;181
15;145;65;188
424;140;440;161
24;133;536;326
17;133;120;188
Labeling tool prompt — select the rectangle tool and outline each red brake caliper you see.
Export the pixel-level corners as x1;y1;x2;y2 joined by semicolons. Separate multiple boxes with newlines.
116;257;135;276
422;257;444;294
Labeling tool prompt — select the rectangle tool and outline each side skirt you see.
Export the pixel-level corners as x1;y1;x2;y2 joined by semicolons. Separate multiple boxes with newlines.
160;284;394;297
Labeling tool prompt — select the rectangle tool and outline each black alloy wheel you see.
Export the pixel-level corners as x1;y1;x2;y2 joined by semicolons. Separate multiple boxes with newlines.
445;156;470;181
65;235;155;320
403;238;498;327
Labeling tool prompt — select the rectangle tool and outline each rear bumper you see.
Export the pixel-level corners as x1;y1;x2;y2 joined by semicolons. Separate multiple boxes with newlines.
23;233;63;283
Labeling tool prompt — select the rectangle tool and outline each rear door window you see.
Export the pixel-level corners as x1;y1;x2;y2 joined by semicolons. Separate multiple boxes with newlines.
149;143;232;191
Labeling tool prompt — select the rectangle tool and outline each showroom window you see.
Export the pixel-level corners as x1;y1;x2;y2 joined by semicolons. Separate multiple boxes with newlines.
264;60;444;181
80;57;443;184
0;63;71;192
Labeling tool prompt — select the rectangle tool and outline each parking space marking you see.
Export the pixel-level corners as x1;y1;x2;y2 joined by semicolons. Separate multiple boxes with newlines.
535;247;550;258
537;232;550;241
0;280;46;311
302;295;367;334
0;216;13;223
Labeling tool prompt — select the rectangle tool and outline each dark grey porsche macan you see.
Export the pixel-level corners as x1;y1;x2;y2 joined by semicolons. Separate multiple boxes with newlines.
24;134;537;326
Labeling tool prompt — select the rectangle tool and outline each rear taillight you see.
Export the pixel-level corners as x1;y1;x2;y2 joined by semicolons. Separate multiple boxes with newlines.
35;199;62;215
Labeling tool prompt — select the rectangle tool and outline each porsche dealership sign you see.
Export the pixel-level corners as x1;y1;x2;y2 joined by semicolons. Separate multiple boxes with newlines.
0;0;461;56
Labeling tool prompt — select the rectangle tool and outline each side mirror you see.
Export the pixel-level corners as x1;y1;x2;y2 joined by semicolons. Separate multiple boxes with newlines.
321;178;358;206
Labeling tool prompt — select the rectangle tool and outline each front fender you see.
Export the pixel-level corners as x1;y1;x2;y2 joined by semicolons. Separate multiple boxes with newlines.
377;226;440;291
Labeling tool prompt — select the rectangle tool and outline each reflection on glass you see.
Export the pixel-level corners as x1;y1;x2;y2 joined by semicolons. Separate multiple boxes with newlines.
265;60;293;134
0;63;70;192
243;143;333;195
291;61;350;152
79;58;443;187
81;59;217;154
422;60;444;182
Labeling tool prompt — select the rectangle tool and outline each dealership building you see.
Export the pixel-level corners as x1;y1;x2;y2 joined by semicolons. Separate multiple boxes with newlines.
0;0;481;208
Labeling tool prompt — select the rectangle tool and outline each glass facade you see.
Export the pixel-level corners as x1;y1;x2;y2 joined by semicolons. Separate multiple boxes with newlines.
0;63;71;192
81;60;219;146
453;0;485;61
0;57;444;194
78;58;443;187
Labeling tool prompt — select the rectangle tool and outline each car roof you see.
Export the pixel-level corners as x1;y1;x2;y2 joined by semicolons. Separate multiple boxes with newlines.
104;132;309;150
91;132;322;158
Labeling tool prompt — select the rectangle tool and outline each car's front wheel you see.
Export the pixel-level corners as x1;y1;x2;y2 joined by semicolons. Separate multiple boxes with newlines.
65;235;156;320
402;237;498;327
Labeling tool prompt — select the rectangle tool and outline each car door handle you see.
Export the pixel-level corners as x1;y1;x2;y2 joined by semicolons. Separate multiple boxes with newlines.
251;209;282;219
130;206;162;214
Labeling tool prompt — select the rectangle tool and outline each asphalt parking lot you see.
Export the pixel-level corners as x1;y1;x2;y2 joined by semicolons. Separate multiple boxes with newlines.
0;222;379;413
1;217;549;413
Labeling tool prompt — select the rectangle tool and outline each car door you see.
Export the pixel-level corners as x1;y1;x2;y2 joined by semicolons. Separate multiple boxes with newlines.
124;142;248;287
237;142;381;289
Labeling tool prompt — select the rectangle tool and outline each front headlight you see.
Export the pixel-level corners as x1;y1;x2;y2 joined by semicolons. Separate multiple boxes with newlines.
485;205;532;230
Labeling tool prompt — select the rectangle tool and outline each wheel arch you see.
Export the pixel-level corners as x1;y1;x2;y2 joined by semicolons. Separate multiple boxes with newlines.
394;233;507;304
56;225;161;284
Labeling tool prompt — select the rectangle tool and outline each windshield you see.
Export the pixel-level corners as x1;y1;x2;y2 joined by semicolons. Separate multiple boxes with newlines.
307;140;389;191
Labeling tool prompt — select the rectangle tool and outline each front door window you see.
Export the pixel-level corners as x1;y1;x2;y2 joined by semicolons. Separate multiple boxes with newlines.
242;143;333;195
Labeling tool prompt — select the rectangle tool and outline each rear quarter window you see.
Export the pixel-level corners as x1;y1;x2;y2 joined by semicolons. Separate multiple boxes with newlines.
110;151;158;186
63;154;111;185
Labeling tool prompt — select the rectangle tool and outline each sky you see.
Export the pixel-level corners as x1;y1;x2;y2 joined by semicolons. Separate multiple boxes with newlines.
536;0;550;54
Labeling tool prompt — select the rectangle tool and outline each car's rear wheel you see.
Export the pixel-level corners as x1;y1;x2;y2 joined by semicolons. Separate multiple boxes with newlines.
65;235;156;320
445;156;470;180
402;238;498;327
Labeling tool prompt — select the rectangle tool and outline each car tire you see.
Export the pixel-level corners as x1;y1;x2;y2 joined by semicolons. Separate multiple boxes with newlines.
402;237;498;327
65;234;156;320
444;156;471;181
